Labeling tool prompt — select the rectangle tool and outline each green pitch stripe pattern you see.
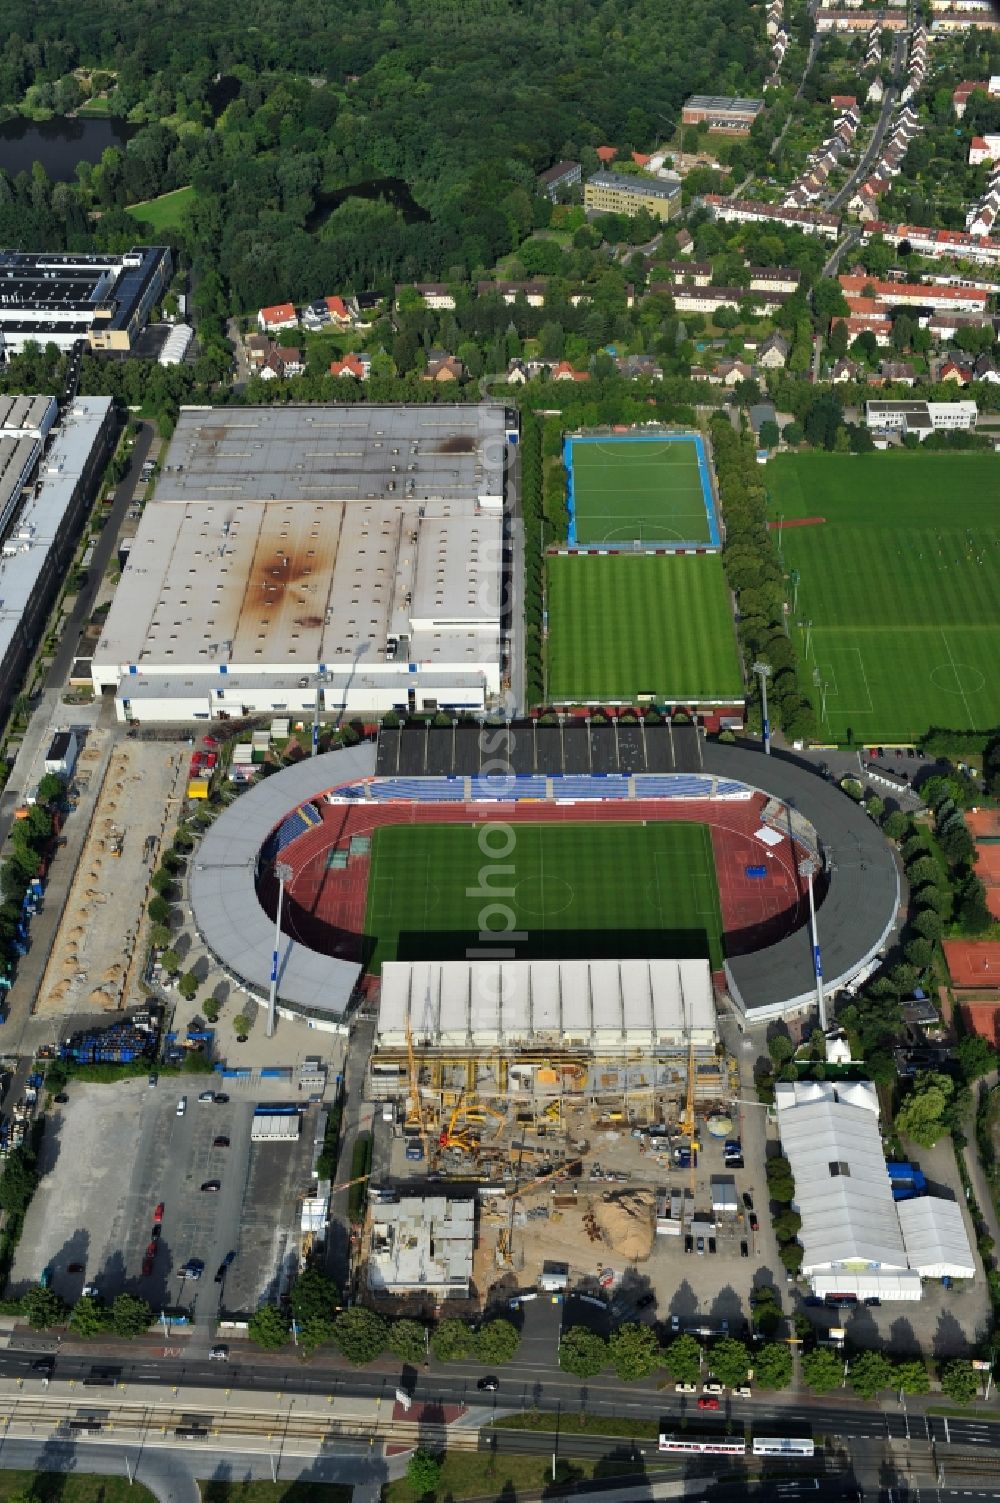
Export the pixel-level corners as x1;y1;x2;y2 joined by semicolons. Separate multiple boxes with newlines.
545;553;743;703
363;821;725;972
570;438;711;545
767;452;1000;742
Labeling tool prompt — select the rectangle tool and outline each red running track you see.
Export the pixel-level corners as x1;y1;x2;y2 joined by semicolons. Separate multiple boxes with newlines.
260;794;810;969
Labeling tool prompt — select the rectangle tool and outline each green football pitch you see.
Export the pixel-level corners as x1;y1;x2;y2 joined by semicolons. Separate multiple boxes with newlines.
767;452;1000;743
569;438;711;544
545;553;743;703
363;821;724;971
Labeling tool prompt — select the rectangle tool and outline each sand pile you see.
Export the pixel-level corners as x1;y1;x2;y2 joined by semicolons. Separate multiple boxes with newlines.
595;1189;655;1262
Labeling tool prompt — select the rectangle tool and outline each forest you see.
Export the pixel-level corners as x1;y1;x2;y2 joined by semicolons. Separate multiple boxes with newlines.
0;0;768;315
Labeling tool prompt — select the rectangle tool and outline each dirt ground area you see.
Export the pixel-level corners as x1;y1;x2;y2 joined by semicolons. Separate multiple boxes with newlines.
36;740;187;1016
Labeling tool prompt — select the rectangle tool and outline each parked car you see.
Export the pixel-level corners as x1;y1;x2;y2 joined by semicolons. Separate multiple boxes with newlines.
213;1136;230;1148
214;1093;229;1104
740;1240;749;1258
703;1382;724;1395
67;1262;84;1273
153;1202;164;1222
209;1345;229;1361
197;1091;214;1104
32;1357;55;1372
675;1382;697;1395
150;1224;161;1240
477;1377;499;1392
698;1396;720;1411
708;1237;717;1255
742;1192;754;1211
141;1256;154;1277
176;1098;186;1117
696;1236;705;1256
684;1235;694;1254
748;1212;759;1232
734;1386;752;1399
200;1180;221;1193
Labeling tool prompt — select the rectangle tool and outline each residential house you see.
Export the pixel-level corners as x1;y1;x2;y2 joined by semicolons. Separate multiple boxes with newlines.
325;296;355;326
714;359;754;386
973;353;1000;382
970;136;1000;164
477;280;548;307
940;358;972;383
831;357;863;382
867;76;884;105
505;359;529;384
879;360;917;385
748;266;801;293
584;171;681;222
838;274;989;313
551;360;590;381
537;161;582;201
616;353;663;380
396;283;456;310
657;261;714;286
257;302;298;333
702;195;840;239
831;94;858;110
834;315;893;345
423;353;465;382
749;401;778;437
595;146;618;163
675;229;695;256
758;332;791;368
329;351;371;380
245;333;271;367
953;80;988;118
279;347;304;377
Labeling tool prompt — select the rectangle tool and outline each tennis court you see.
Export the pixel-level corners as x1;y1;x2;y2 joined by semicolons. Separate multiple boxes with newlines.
565;434;718;546
363;820;725;970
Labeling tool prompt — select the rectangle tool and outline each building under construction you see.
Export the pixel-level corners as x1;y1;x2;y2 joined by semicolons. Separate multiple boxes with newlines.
368;957;727;1171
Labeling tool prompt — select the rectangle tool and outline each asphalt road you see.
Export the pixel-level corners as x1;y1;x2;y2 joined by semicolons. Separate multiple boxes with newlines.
2;1342;999;1453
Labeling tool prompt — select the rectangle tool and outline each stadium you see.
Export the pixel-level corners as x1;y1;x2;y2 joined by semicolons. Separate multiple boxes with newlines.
189;721;900;1031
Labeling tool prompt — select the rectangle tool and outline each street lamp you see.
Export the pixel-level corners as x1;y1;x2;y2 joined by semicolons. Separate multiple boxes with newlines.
790;568;800;618
804;619;814;663
812;666;828;728
312;664;327;756
752;661;773;756
267;860;293;1038
799;856;827;1031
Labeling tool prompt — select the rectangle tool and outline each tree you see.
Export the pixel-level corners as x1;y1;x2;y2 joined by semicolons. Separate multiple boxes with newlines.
754;1342;793;1390
768;1035;794;1066
23;1285;65;1330
0;1146;39;1217
709;1337;751;1388
150;923;172;950
913;909;944;942
779;1242;803;1273
759;419;780;449
431;1317;476;1362
895;1072;955;1148
773;1209;802;1241
956;1032;998;1082
248;1304;289;1350
233;1013;251;1036
112;1293;152;1339
475;1318;520;1365
941;1358;978;1404
148;895;171;925
298;1314;334;1354
896;1359;930;1395
407;1449;443;1497
609;1322;661;1381
291;1268;339;1325
333;1307;388;1365
389;1318;428;1365
69;1295;110;1338
782;421;803;446
802;1347;845;1394
883;811;910;841
765;1155;795;1203
850;1349;895;1399
559;1325;608;1377
178;971;200;1001
160;948;181;975
663;1333;702;1384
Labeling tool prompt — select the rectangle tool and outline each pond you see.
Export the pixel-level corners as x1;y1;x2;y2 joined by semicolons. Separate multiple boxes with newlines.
0;115;139;181
307;176;430;231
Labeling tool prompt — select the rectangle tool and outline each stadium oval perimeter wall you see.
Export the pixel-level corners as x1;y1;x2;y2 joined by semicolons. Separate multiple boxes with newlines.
189;737;900;1028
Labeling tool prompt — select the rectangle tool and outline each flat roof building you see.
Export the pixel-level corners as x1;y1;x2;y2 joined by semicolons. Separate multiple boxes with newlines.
0;247;171;357
538;161;582;200
585;172;681;222
92;404;509;720
681;94;765;132
368;1196;474;1298
865;399;977;437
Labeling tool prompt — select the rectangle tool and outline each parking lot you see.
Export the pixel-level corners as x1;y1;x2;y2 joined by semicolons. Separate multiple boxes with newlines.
12;1082;319;1318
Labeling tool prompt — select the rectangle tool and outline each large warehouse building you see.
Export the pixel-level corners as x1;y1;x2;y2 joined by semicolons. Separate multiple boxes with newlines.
0;395;115;721
0;247;172;357
776;1081;975;1300
92;404;510;720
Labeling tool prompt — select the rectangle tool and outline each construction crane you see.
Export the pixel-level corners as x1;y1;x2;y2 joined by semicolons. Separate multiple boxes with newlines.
677;969;698;1204
405;1018;432;1161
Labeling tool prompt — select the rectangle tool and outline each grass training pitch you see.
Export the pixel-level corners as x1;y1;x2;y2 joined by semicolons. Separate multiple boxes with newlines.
545;553;743;703
364;821;725;970
767;452;1000;742
568;437;713;544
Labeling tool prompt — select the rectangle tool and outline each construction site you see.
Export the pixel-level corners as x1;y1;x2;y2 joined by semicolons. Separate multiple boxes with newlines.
361;956;745;1309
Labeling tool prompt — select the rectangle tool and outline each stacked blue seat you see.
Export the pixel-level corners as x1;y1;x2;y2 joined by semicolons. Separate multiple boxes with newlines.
634;775;714;799
370;778;465;802
551;775;631;799
470;775;548;801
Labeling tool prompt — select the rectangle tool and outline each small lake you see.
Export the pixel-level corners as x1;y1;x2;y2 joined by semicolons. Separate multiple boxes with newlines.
0;115;139;181
307;176;430;231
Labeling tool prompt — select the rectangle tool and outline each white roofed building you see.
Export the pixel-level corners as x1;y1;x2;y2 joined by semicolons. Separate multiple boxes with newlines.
367;1196;474;1298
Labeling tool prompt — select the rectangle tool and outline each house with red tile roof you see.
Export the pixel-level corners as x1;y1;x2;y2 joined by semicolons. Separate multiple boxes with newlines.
329;351;371;380
596;146;618;163
324;296;354;325
257;302;298;332
551;361;590;381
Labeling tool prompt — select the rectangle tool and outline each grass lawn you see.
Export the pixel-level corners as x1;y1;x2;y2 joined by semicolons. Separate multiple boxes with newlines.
0;1478;156;1502
78;96;112;115
127;184;197;233
545;553;742;703
766;452;1000;743
567;436;713;545
364;821;724;970
385;1448;670;1501
199;1485;351;1502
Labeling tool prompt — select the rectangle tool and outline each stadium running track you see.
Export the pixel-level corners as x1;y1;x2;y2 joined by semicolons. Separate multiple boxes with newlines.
264;794;810;971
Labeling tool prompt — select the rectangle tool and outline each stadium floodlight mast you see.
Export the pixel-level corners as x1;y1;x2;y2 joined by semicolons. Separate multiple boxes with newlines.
799;855;827;1031
812;666;828;728
752;660;773;756
267;860;293;1038
312;664;327;756
790;568;801;618
804;619;814;661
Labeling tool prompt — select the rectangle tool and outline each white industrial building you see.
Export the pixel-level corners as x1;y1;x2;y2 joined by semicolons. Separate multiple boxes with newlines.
92;404;510;721
367;1195;475;1298
776;1081;975;1300
0;247;171;356
376;958;717;1054
865;399;978;439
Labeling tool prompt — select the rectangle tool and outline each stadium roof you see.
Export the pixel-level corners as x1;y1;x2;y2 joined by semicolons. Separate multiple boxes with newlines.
189;741;376;1015
776;1082;909;1273
376;958;717;1050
